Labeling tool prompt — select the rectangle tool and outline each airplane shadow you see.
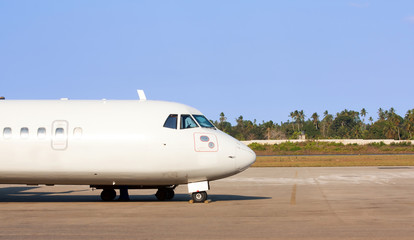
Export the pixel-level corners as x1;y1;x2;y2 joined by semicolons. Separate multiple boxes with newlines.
0;186;271;203
0;186;96;202
207;194;271;202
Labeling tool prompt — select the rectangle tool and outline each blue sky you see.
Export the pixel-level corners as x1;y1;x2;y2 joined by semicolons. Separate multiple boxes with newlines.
1;1;413;124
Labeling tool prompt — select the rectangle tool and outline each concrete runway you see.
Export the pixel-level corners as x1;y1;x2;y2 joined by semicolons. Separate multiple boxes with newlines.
0;167;414;239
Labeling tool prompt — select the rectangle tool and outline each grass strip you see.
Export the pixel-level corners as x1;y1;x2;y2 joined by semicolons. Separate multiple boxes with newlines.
249;141;414;156
252;155;414;167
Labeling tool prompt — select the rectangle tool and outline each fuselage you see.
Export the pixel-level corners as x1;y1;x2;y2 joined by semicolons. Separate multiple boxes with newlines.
0;99;256;187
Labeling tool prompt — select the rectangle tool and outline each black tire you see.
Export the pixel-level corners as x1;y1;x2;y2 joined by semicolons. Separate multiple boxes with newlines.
101;189;116;201
155;188;167;201
192;191;207;203
166;189;175;200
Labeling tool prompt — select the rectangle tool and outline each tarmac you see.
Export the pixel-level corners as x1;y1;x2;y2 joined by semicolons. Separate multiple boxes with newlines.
0;167;414;239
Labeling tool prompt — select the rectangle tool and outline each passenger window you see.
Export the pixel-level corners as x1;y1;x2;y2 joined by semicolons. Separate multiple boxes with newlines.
73;127;83;137
20;127;29;138
180;115;198;129
163;114;178;129
37;128;46;138
3;127;12;139
55;128;65;137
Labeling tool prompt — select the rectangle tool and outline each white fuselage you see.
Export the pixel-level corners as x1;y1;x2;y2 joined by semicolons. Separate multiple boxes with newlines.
0;100;256;187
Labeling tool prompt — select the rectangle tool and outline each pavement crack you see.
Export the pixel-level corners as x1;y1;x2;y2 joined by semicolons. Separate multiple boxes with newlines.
309;169;345;224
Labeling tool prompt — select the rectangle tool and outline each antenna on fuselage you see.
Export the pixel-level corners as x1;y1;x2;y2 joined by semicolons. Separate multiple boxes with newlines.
137;89;147;101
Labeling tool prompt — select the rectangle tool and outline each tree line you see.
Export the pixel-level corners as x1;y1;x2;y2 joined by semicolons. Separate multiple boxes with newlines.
212;108;414;140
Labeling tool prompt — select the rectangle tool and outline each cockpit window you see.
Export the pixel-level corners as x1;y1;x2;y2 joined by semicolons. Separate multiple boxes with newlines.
180;114;198;129
193;115;216;128
163;114;178;129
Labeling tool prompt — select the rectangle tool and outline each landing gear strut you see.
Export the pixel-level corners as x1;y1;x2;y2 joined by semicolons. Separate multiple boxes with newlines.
100;189;116;201
155;188;175;201
119;186;130;201
191;191;208;203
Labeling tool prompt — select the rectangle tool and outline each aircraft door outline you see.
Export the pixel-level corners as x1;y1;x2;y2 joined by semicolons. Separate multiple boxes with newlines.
51;120;68;150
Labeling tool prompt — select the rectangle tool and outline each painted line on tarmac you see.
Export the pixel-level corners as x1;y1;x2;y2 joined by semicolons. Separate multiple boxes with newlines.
290;170;298;205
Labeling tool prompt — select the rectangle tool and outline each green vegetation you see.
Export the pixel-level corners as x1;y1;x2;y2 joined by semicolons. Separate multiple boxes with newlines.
252;155;414;167
213;108;414;141
247;142;267;151
215;108;414;167
248;141;414;156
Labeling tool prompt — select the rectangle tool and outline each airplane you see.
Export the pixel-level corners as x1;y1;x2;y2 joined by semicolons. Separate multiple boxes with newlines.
0;91;256;202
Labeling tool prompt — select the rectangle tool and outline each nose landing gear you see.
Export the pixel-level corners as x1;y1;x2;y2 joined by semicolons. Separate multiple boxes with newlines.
188;181;210;203
191;191;208;203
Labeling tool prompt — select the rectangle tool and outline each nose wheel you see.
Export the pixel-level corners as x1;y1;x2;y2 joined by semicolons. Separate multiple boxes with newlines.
191;191;207;203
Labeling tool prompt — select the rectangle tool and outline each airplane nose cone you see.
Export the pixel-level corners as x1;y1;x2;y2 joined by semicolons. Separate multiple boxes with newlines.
235;144;256;172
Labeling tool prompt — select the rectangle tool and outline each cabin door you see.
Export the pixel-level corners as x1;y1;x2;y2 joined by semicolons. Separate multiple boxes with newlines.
51;120;68;150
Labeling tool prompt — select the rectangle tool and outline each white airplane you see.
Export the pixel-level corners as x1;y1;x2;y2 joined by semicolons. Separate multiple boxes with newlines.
0;91;256;202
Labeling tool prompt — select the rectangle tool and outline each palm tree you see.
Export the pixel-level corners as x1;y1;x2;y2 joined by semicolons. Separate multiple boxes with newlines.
290;110;301;131
324;113;333;137
360;108;367;131
383;120;397;139
219;112;227;124
383;108;401;140
298;110;305;130
311;112;319;130
368;116;374;125
289;111;296;130
405;109;414;139
378;108;385;121
321;110;329;137
360;108;367;119
389;108;401;140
